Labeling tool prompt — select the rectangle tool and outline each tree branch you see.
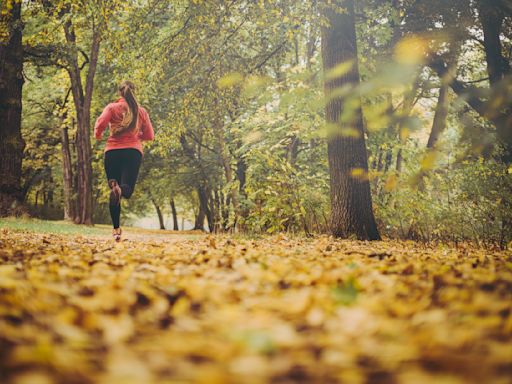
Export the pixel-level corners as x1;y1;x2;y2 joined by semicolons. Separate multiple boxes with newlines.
250;40;288;73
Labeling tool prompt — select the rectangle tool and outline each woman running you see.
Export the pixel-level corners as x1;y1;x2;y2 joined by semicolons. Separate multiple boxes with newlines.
94;80;154;241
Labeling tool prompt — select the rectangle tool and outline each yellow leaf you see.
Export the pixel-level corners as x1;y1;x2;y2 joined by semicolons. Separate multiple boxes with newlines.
420;150;439;170
350;168;369;180
217;72;244;88
384;175;398;192
394;35;429;65
400;127;410;141
324;60;354;81
341;127;361;138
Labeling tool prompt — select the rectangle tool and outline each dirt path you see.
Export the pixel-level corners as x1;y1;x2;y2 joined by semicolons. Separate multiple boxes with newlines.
91;227;205;243
0;229;511;383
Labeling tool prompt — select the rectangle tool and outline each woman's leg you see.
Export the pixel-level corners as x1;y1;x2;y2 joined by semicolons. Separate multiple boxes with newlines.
104;150;123;229
119;149;142;199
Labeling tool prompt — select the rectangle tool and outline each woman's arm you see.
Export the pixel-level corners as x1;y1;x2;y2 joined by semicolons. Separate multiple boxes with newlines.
139;109;155;141
94;105;112;140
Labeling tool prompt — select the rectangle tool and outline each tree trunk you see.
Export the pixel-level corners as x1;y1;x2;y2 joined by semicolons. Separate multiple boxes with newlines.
478;1;512;245
478;0;512;163
427;83;450;148
321;0;380;240
71;121;80;218
376;150;383;172
478;1;509;86
63;20;101;224
213;188;222;231
383;149;392;172
288;136;300;166
47;177;54;207
208;189;218;232
151;197;165;230
197;186;213;232
43;191;48;209
170;196;179;230
179;134;214;230
60;124;75;220
194;206;205;231
236;156;249;224
396;149;403;173
216;120;239;229
220;152;238;226
306;0;318;70
220;190;229;229
430;56;512;164
0;0;25;215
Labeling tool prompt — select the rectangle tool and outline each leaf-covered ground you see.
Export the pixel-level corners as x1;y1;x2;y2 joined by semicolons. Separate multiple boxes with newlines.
0;227;511;384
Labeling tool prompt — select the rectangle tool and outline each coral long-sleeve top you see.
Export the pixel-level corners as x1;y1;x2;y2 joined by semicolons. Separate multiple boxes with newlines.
94;98;154;154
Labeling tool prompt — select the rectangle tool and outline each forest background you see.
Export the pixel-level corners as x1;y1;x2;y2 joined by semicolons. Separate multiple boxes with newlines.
1;0;512;247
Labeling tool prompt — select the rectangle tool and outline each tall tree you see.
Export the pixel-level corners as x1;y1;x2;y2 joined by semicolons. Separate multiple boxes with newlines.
427;83;450;149
62;16;101;224
60;116;75;220
0;0;25;214
170;196;179;230
150;193;165;230
321;0;380;240
478;0;510;86
32;0;113;224
477;0;512;163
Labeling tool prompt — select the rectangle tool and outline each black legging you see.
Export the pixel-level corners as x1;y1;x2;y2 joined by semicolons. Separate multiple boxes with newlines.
104;148;142;228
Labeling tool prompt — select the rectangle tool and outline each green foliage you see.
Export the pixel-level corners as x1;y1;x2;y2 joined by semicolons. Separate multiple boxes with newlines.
243;148;329;234
17;0;512;246
373;145;512;247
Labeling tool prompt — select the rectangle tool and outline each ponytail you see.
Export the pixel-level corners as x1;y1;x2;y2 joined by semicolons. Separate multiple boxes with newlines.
112;80;139;136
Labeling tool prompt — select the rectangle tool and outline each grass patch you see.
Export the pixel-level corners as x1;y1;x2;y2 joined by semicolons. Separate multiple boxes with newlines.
0;217;109;236
0;217;206;240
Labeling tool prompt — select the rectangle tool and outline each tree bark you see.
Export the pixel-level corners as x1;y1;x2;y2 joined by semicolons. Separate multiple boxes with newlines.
383;149;392;172
0;0;25;215
496;0;512;15
395;81;419;173
180;134;213;231
388;0;404;174
212;111;239;230
376;150;383;172
478;0;512;246
478;0;512;163
236;155;249;224
306;0;318;70
218;131;238;229
213;188;223;232
60;124;75;220
288;136;300;166
427;83;450;148
47;176;54;208
151;197;165;230
194;205;205;231
396;149;403;173
170;196;179;230
208;188;217;232
430;56;512;164
219;190;228;229
63;19;101;224
478;1;510;86
321;0;380;240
